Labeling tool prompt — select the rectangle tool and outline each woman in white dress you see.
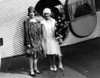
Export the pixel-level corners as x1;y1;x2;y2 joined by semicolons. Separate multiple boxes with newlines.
41;8;63;71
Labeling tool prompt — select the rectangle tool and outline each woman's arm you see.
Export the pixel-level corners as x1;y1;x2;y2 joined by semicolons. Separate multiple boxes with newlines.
24;20;31;47
41;24;47;57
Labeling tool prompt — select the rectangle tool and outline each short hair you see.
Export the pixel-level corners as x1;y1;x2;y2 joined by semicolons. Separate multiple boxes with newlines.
27;6;36;16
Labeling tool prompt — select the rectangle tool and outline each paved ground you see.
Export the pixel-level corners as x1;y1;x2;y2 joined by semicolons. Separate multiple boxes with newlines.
0;37;100;78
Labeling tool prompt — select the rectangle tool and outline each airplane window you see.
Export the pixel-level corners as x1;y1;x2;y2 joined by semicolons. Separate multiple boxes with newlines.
74;2;91;18
68;0;95;21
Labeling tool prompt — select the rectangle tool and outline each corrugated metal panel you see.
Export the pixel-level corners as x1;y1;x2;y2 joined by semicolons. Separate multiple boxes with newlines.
0;0;39;58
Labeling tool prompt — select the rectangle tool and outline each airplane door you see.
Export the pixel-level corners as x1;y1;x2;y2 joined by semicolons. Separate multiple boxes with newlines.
67;0;97;37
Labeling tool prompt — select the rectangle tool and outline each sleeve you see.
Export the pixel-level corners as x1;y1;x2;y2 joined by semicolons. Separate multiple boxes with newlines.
24;20;30;46
52;19;56;39
40;20;46;40
41;24;46;42
37;22;42;42
40;24;43;41
41;24;47;57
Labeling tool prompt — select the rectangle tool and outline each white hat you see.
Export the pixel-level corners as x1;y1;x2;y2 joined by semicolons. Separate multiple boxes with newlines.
43;8;51;15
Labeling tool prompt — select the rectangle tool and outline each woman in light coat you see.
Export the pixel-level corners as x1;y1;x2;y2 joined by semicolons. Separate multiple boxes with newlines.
41;8;63;71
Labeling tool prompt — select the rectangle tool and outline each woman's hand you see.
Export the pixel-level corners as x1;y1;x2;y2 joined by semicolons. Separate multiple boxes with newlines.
28;45;31;47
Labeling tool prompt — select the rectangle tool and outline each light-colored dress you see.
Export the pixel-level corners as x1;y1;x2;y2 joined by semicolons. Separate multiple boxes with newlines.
41;18;62;56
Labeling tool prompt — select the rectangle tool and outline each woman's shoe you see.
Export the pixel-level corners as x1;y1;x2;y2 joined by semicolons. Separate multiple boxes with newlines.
50;65;53;71
53;65;57;71
34;69;40;74
29;72;36;77
59;62;64;70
